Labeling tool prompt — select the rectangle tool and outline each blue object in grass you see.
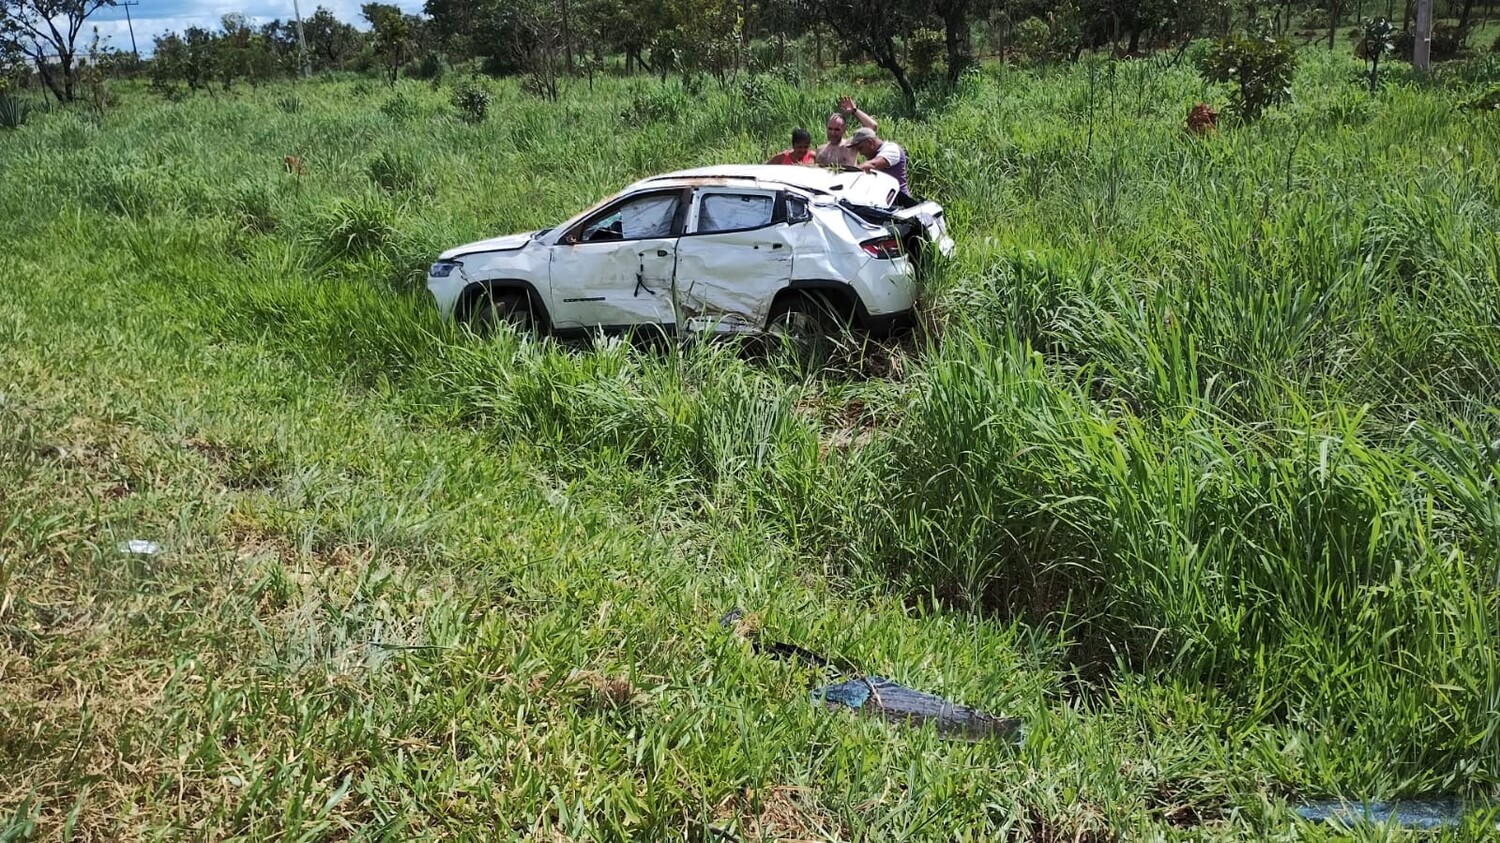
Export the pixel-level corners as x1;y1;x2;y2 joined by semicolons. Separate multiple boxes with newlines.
1293;799;1494;830
811;675;1023;743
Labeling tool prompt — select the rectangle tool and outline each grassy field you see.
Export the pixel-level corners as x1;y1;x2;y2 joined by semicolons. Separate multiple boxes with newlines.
2;47;1499;839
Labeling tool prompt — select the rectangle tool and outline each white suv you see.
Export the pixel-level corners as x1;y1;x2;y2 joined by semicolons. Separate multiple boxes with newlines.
426;165;953;340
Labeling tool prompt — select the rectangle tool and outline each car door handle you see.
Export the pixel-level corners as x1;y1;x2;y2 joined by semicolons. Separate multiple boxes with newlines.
771;243;784;249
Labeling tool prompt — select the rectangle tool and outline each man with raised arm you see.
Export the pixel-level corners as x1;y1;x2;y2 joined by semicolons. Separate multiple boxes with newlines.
814;95;878;167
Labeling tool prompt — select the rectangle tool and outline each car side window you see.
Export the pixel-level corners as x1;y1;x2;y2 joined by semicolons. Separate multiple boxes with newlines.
786;196;809;223
696;192;774;234
579;192;681;243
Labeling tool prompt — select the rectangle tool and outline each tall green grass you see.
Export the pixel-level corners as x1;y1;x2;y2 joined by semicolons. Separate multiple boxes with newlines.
3;48;1499;835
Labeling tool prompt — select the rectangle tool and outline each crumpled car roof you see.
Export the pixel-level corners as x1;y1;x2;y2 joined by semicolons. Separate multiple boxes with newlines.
636;165;901;208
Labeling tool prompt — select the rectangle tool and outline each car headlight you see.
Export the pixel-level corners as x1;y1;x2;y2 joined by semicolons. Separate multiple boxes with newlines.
429;260;462;278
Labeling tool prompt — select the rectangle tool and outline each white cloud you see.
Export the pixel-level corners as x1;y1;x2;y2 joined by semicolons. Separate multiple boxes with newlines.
82;0;424;55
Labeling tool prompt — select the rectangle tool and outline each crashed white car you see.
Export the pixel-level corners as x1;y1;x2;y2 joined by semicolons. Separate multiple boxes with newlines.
426;165;953;340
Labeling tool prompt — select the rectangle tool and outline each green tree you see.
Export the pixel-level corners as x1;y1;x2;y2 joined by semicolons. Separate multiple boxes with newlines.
303;6;363;70
0;30;24;88
493;0;566;97
182;25;214;90
651;0;743;82
257;20;302;76
148;32;186;93
930;0;976;84
802;0;920;110
579;0;661;73
215;13;252;89
362;2;413;85
0;0;117;101
423;0;486;61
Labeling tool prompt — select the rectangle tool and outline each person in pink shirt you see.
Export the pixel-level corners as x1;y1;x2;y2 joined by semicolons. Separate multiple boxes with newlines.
767;128;816;165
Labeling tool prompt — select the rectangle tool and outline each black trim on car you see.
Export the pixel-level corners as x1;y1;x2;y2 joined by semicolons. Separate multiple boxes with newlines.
859;308;918;337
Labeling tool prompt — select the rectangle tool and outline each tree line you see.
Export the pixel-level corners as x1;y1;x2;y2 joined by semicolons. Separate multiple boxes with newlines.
3;0;1496;106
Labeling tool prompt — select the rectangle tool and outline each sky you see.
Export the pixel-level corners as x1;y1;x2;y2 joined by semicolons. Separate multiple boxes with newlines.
83;0;425;56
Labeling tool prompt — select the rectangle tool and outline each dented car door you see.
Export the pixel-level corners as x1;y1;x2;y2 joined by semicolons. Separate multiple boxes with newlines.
549;189;687;332
673;188;792;334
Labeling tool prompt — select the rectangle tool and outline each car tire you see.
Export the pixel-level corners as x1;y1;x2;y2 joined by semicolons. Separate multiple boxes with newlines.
765;293;846;362
464;290;537;337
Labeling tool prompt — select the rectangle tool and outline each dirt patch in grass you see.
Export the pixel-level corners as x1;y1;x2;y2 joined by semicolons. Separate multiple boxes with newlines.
714;785;849;842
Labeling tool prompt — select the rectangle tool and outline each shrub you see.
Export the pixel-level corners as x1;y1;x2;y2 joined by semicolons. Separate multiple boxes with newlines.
739;73;772;112
1011;17;1052;63
1198;34;1298;120
909;28;946;78
405;50;450;82
1359;18;1396;92
276;95;302;114
1491;31;1500;53
450;81;490;124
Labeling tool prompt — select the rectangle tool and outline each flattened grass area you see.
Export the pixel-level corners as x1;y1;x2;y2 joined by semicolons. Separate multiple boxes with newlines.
2;50;1499;839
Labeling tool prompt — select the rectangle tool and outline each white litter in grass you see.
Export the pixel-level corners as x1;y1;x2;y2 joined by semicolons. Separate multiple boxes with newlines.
119;540;161;556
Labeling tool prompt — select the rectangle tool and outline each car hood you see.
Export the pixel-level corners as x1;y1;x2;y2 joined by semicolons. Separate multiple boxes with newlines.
440;231;536;260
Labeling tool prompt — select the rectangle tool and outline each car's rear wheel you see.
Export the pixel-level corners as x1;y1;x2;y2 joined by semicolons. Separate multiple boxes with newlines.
765;293;846;364
464;290;536;337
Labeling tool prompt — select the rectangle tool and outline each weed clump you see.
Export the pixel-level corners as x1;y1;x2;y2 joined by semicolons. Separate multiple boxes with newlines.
87;165;166;216
367;149;421;193
380;92;419;121
314;195;398;261
405;50;450;83
621;83;688;127
227;179;279;233
0;93;37;129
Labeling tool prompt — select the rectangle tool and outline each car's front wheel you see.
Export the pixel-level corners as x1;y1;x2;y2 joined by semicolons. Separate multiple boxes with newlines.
463;290;538;337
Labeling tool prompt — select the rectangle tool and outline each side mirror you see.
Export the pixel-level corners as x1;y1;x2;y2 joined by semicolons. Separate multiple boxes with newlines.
787;204;812;225
564;232;579;245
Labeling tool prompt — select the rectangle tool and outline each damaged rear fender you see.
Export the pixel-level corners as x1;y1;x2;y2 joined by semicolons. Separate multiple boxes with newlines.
775;281;863;326
777;280;917;337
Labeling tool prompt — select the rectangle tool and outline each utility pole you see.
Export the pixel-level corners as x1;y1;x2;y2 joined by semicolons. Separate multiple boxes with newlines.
292;0;312;77
1413;0;1433;68
118;0;140;66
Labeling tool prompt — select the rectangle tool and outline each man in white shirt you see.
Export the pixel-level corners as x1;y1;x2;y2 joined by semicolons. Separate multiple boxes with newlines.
844;126;909;195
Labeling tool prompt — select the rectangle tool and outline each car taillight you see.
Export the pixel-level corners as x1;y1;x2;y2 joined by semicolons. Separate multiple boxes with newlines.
861;236;902;259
